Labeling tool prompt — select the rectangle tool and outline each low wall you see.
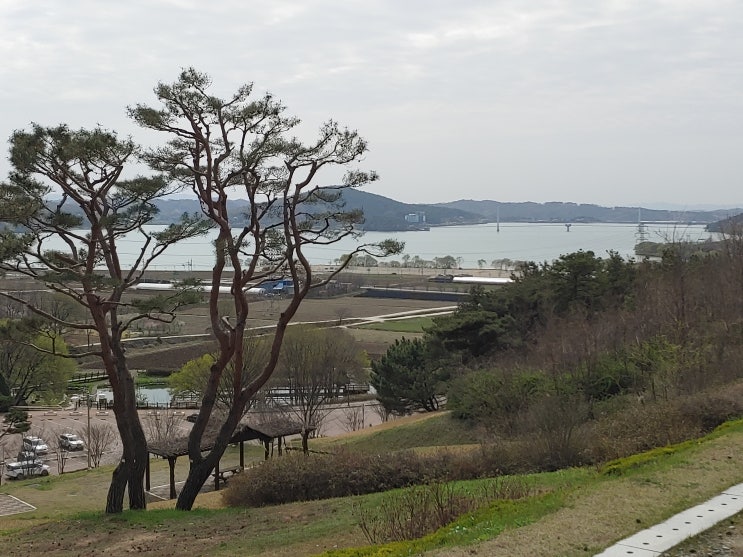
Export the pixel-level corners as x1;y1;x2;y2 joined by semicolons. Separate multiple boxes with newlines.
358;287;468;302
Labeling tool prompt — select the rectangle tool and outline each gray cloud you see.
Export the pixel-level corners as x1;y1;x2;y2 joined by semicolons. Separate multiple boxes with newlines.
1;0;741;207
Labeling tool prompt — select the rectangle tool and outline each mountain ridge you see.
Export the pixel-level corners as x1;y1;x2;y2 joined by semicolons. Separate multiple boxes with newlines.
149;190;742;231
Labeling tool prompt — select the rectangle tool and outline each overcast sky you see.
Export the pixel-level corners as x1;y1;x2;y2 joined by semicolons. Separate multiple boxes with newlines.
1;1;742;209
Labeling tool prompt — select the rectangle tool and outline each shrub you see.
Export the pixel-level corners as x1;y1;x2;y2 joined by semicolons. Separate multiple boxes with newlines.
522;394;591;470
354;477;533;544
223;447;508;508
447;368;549;433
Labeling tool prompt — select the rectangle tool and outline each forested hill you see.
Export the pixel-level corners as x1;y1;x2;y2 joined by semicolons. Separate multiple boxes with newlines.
437;199;742;225
147;191;741;231
706;212;743;233
150;190;485;231
336;189;483;230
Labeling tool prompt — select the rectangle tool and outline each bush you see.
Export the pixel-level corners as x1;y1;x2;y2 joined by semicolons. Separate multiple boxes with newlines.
223;447;507;508
447;368;549;433
583;386;743;463
355;477;533;544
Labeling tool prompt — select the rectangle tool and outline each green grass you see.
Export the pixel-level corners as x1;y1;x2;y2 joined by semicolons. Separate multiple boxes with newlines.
134;375;170;386
321;487;571;557
316;412;481;454
353;317;434;334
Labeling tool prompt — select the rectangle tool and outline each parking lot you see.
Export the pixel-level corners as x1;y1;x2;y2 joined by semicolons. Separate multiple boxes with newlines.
1;399;387;482
0;407;115;479
0;406;199;480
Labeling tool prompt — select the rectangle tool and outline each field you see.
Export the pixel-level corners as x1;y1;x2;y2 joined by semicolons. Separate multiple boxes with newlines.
354;316;435;333
73;295;456;372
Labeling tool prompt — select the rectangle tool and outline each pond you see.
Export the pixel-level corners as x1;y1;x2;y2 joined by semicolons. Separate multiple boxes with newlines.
95;386;172;406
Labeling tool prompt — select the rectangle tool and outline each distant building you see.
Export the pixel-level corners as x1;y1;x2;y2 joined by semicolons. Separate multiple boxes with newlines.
405;211;426;224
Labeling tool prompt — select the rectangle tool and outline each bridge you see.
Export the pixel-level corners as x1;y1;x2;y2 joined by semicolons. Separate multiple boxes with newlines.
67;371;108;385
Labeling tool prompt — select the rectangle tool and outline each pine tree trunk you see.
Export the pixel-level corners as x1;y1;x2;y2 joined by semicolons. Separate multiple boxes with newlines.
106;461;128;513
176;460;215;511
127;441;148;510
106;356;149;512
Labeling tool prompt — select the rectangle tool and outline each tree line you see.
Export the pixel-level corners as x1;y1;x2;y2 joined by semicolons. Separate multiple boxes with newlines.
341;253;521;270
371;233;743;467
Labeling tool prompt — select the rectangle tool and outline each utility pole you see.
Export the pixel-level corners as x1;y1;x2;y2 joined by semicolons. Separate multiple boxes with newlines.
86;392;92;470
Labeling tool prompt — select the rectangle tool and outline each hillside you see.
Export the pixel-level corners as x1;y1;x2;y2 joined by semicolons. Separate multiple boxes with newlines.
706;212;743;233
337;188;483;230
151;190;484;231
4;413;743;556
437;199;742;225
42;191;741;231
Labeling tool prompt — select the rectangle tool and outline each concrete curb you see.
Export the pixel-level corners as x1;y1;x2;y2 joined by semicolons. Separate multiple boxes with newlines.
595;482;743;556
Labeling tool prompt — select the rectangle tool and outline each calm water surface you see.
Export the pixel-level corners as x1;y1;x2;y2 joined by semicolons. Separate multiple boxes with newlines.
58;222;713;270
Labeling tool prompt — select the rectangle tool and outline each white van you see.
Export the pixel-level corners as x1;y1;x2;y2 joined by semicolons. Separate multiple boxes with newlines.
5;460;50;479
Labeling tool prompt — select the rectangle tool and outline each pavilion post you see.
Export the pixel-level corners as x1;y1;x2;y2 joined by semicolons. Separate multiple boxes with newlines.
168;457;177;499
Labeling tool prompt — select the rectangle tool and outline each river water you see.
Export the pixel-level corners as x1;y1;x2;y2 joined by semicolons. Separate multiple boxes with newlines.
47;222;712;270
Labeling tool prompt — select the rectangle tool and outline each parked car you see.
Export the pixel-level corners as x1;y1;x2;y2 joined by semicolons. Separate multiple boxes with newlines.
5;460;50;480
22;436;49;455
59;433;84;451
16;450;42;464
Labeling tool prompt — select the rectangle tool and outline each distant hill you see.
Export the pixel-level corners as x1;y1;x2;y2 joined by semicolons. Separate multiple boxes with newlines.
706;213;743;233
54;191;741;232
336;189;483;230
436;199;742;225
149;190;484;231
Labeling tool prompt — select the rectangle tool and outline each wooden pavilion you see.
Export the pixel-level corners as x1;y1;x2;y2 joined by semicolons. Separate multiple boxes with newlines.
146;415;309;499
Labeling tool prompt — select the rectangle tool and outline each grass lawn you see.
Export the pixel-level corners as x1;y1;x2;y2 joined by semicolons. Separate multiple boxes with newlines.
353;317;435;334
3;414;743;556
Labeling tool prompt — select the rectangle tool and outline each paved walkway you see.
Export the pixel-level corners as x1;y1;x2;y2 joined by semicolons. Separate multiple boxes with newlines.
0;494;36;517
595;482;743;556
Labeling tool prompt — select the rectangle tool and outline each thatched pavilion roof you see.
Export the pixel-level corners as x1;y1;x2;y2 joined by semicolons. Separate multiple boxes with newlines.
147;414;308;459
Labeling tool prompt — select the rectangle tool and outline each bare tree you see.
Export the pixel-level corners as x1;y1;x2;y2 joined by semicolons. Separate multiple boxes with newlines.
0;125;211;512
370;400;394;424
275;325;364;452
129;68;402;509
80;423;117;469
54;435;70;475
343;405;365;432
334;306;352;325
143;411;185;445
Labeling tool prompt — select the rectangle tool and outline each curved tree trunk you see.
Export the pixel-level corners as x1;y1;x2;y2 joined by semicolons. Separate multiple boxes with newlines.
176;432;232;510
127;436;149;510
176;459;217;511
106;461;128;513
176;399;246;510
106;344;149;512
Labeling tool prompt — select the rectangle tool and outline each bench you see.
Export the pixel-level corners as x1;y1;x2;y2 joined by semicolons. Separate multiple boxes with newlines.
212;465;242;483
